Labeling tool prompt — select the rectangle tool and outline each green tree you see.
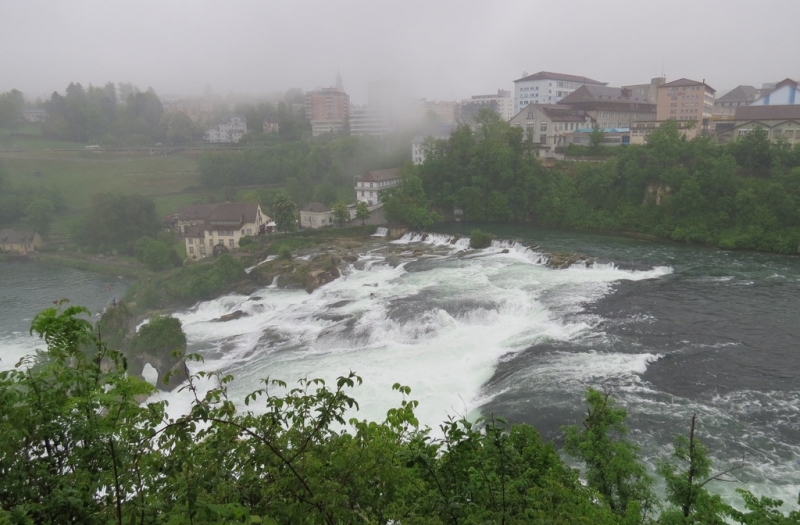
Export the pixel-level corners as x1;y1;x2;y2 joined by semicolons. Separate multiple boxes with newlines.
271;192;298;233
134;236;179;271
332;200;349;226
564;388;656;522
23;197;55;235
355;200;371;225
590;125;606;153
0;89;24;128
79;193;160;253
383;169;442;230
658;415;730;524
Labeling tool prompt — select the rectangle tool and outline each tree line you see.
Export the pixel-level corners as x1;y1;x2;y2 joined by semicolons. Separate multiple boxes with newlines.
198;132;412;206
0;304;797;524
384;110;800;254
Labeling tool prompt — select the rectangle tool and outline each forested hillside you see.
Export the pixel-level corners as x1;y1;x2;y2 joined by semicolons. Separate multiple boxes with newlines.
393;111;800;254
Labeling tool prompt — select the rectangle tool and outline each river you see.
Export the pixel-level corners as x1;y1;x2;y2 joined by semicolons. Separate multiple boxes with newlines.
1;227;798;509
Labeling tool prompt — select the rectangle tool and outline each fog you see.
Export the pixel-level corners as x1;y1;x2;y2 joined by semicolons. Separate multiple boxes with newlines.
1;0;797;103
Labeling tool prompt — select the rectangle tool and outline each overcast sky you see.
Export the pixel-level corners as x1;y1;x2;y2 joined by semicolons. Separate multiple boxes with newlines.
1;0;797;104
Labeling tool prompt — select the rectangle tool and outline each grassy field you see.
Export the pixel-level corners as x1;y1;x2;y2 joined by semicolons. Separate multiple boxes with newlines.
1;149;204;214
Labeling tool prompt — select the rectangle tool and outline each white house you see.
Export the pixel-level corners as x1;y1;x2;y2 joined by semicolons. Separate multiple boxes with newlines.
205;115;248;143
355;168;401;206
412;135;449;165
513;71;606;113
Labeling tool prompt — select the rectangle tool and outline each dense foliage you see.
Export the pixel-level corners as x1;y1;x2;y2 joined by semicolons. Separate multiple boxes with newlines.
76;193;161;253
126;253;246;310
0;161;67;231
1;304;797;524
416;117;800;254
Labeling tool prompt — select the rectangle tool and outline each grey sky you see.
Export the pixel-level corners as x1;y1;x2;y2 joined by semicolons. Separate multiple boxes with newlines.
1;0;797;104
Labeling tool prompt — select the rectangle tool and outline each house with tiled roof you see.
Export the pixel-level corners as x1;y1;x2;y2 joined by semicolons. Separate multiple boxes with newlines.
513;71;606;111
0;229;43;253
183;202;268;259
355;168;401;206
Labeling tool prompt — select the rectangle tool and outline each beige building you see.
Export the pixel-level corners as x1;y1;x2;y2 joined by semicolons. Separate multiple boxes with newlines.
0;229;43;253
631;78;715;144
300;202;334;229
184;202;268;259
305;87;350;136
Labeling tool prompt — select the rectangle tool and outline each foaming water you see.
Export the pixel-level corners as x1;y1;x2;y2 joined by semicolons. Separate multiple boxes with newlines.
167;234;672;428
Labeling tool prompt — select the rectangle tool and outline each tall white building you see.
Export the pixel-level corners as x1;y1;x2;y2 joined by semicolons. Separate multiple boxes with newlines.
513;71;606;113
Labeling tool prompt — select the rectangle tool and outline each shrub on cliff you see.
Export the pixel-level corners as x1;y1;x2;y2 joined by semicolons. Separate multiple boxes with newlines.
469;229;493;249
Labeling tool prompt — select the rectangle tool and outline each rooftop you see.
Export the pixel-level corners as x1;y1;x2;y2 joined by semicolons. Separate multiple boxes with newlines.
734;105;800;121
559;85;655;106
0;229;38;243
359;167;401;183
660;78;716;92
301;202;331;213
514;71;606;85
716;85;758;104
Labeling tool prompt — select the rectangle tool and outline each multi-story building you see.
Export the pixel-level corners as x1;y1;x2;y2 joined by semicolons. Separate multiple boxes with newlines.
509;104;592;157
205;115;247;143
419;99;457;127
355;168;401;206
349;106;390;136
630;78;715;144
305;87;350;136
460;90;515;122
513;71;606;113
183;202;268;259
558;86;656;129
263;118;280;133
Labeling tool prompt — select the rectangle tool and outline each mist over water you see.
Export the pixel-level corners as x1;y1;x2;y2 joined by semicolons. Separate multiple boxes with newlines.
2;228;798;509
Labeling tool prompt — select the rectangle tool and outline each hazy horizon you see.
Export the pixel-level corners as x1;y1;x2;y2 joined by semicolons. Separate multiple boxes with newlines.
2;0;798;104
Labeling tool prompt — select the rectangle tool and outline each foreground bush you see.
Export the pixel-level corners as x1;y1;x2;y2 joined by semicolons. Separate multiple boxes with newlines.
1;304;797;524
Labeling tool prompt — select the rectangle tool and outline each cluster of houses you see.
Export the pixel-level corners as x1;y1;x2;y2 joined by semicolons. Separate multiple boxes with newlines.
172;168;400;259
415;72;800;162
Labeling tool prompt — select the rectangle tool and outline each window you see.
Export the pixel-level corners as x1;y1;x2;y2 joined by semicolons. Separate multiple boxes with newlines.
540;134;547;144
188;238;193;244
189;246;194;254
527;111;533;119
246;228;252;235
540;121;547;131
229;239;235;247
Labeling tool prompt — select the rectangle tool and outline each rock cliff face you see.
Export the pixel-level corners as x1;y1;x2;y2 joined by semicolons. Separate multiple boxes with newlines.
96;305;187;391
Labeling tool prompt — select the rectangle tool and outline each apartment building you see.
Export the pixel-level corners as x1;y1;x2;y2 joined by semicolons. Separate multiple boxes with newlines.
305;87;350;136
